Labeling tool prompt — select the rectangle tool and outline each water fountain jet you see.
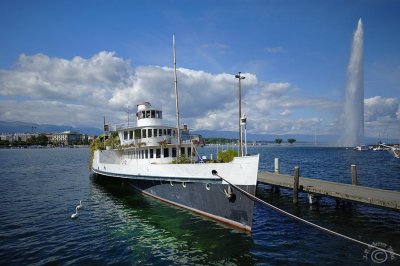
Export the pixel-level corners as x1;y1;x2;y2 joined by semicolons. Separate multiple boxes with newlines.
341;18;364;147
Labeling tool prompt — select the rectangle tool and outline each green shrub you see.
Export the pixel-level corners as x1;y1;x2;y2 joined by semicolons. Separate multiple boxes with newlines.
172;155;192;164
217;149;238;163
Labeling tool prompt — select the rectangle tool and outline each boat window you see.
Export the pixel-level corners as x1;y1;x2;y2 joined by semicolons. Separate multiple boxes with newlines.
124;131;128;140
159;111;162;119
172;130;176;137
150;149;154;158
145;149;148;159
151;110;155;118
148;129;152;138
142;129;147;138
146;111;150;118
135;129;141;139
154;129;158;137
181;147;185;156
167;129;171;136
156;149;161;158
188;147;192;156
172;148;176;157
164;148;169;157
163;129;167;135
129;131;133;139
159;129;163;136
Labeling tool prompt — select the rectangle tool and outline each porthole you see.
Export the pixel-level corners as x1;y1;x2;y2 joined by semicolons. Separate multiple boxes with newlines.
206;183;211;190
170;181;174;186
182;182;186;188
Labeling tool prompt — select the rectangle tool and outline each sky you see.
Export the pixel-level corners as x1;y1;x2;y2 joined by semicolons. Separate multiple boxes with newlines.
0;0;399;140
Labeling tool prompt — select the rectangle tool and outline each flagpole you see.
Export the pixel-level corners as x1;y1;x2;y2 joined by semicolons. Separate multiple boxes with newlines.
173;34;181;157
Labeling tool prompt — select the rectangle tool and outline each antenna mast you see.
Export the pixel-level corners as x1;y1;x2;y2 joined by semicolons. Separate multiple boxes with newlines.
173;34;181;156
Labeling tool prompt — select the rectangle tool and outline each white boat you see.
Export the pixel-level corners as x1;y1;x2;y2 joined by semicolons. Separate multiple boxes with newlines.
354;144;369;151
91;102;259;231
91;35;259;231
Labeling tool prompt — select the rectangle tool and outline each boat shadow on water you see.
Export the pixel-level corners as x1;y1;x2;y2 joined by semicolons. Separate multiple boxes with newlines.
89;174;257;265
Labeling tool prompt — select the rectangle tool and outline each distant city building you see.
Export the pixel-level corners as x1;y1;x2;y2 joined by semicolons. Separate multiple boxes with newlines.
1;131;90;145
52;131;88;145
0;134;13;142
45;133;53;143
12;133;38;142
0;133;35;142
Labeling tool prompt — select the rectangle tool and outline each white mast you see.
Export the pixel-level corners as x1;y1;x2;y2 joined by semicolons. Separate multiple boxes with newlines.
173;34;181;156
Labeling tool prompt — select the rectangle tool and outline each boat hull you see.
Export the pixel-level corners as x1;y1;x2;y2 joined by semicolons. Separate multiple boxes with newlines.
92;151;259;231
93;171;256;231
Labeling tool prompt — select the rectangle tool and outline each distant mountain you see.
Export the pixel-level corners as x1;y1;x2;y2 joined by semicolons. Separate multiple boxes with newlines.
0;121;103;135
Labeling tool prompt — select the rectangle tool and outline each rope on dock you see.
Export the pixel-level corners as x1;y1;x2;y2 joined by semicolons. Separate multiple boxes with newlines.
211;170;400;259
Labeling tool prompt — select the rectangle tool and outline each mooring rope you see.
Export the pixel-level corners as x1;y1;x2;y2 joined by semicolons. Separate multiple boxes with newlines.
211;170;400;259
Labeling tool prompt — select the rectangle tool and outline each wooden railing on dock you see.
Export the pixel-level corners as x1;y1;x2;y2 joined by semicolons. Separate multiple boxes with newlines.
257;171;400;211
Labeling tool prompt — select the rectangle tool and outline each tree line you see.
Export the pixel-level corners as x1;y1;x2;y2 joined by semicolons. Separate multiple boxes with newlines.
274;138;296;144
203;137;296;144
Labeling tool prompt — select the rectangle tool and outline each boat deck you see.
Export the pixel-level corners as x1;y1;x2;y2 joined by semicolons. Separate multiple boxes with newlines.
258;171;400;210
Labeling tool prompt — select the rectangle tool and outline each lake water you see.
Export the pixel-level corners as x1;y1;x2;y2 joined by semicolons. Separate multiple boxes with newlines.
0;146;399;265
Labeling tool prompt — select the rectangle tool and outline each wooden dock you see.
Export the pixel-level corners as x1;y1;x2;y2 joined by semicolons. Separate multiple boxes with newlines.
257;171;400;211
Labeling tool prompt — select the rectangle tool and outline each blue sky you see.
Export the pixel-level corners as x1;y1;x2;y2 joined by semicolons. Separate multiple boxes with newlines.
0;0;399;140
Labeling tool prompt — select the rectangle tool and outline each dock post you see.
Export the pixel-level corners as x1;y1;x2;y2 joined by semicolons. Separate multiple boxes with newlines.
293;166;300;205
351;164;358;185
274;158;280;174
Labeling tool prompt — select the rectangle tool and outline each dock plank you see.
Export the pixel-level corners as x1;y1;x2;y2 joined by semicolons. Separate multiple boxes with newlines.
258;171;400;210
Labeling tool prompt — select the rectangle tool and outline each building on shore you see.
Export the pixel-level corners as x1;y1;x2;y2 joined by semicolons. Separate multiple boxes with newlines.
1;131;89;146
51;131;88;145
0;133;38;142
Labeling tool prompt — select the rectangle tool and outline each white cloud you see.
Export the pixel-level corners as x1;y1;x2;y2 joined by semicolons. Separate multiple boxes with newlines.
0;100;114;128
280;109;291;116
202;42;231;54
364;96;399;122
0;52;132;107
397;106;400;120
0;52;398;137
264;46;286;54
364;96;400;138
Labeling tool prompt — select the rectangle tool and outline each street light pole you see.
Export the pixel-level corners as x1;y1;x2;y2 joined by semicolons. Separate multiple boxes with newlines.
235;72;245;157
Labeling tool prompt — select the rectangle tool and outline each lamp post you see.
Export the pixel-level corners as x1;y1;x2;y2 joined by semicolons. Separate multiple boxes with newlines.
235;72;245;157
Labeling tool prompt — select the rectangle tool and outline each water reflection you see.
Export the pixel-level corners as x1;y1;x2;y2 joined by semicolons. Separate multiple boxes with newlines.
90;174;256;265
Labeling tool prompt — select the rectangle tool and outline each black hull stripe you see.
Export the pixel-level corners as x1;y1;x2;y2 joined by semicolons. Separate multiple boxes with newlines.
92;168;221;184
